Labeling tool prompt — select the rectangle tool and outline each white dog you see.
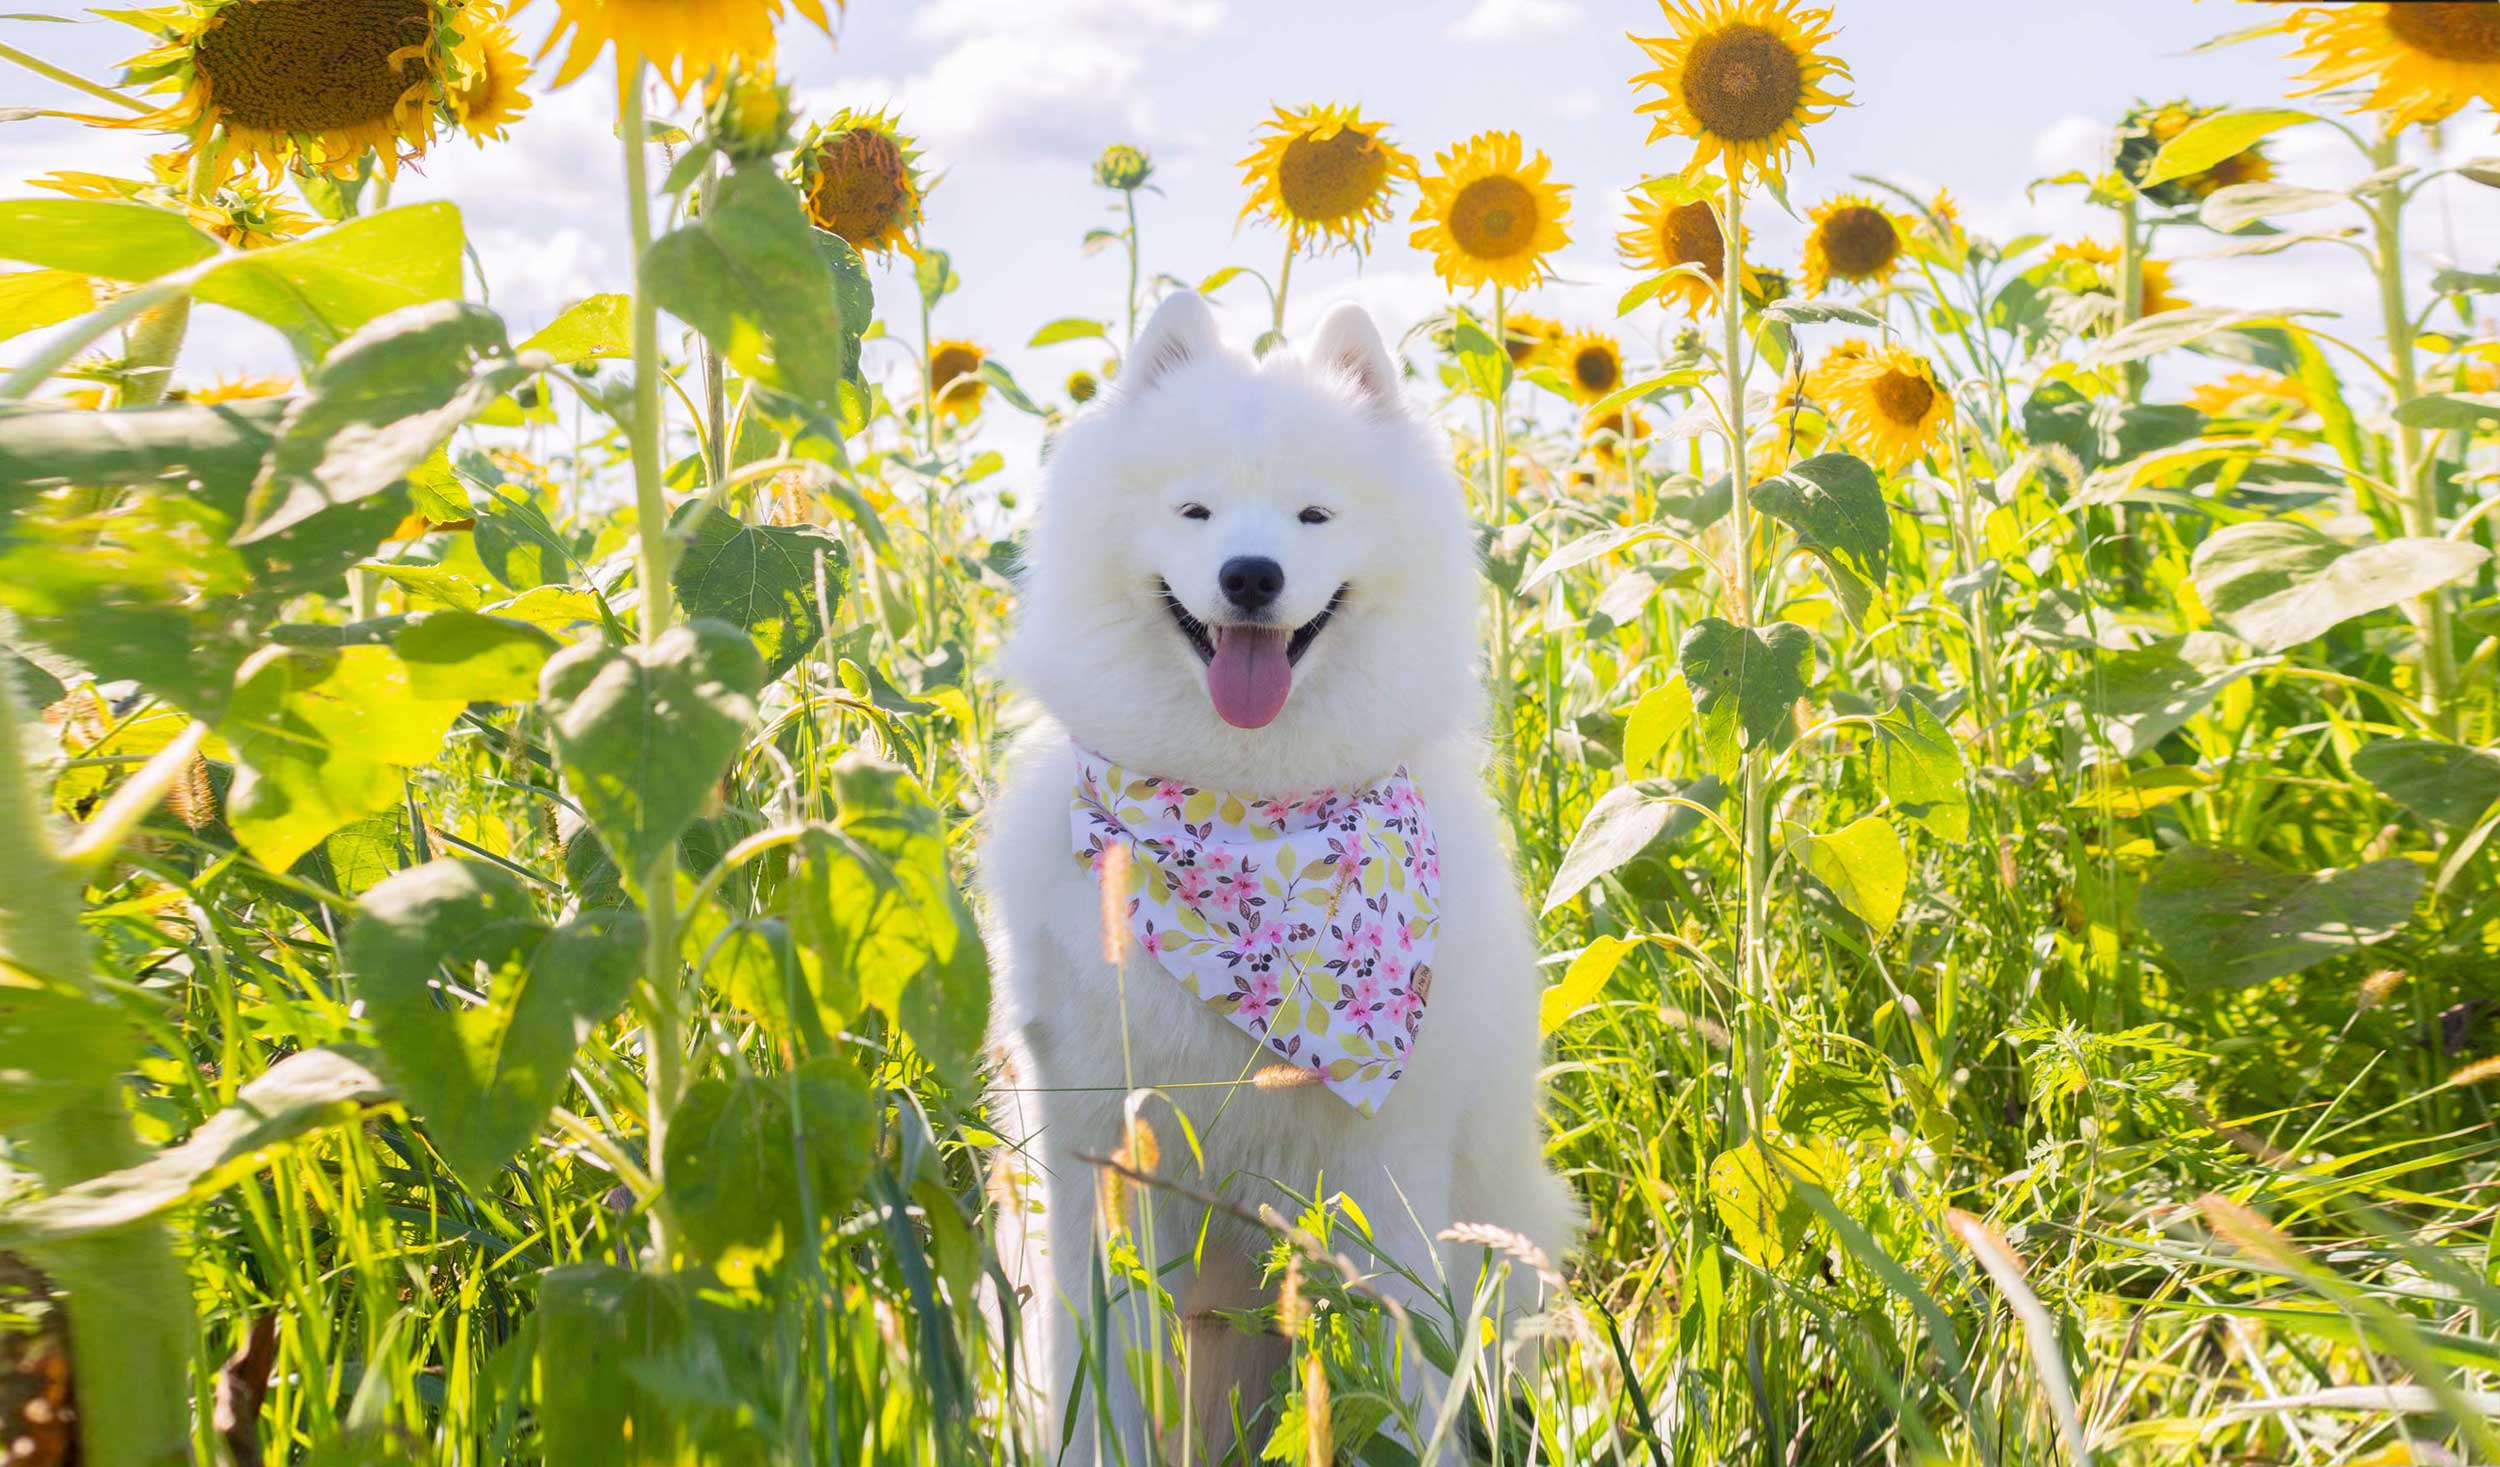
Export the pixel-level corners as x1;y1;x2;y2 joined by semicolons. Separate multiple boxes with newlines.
981;292;1577;1462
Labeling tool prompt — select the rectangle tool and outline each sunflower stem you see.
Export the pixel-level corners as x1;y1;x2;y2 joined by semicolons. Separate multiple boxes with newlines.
620;62;684;1267
1489;283;1522;823
1269;237;1296;352
2368;132;2460;738
0;665;196;1467
1122;189;1142;347
1720;173;1769;1148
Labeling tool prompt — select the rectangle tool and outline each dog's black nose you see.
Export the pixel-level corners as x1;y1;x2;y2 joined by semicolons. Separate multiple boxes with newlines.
1219;556;1285;614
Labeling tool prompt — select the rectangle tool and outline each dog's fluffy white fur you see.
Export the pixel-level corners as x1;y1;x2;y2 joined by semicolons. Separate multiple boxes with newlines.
981;293;1577;1459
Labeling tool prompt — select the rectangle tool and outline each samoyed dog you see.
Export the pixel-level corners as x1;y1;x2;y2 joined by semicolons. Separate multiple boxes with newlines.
981;291;1578;1460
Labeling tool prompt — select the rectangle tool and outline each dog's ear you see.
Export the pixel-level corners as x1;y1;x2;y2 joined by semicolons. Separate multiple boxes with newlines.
1124;290;1222;395
1309;303;1404;418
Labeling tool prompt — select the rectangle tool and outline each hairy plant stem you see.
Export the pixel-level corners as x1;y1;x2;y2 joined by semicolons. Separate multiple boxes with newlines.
0;674;195;1467
1721;177;1769;1144
621;67;685;1262
1122;190;1142;347
2368;134;2460;739
1269;237;1295;351
1489;283;1522;821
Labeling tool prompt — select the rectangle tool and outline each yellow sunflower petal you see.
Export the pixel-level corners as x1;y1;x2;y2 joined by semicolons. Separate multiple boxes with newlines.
2278;3;2500;133
1810;338;1949;470
1629;0;1852;188
1799;193;1908;295
1409;130;1572;294
1238;102;1418;254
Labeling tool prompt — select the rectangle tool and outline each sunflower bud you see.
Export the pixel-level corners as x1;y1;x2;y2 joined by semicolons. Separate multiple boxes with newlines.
1094;142;1154;193
1066;369;1099;404
2115;98;2271;209
793;111;927;257
707;66;796;165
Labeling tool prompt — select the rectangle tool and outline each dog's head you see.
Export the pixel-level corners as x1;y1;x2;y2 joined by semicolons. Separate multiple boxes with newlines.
1005;293;1480;792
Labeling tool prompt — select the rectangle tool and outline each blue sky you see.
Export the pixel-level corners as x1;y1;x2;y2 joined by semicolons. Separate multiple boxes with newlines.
5;0;2496;451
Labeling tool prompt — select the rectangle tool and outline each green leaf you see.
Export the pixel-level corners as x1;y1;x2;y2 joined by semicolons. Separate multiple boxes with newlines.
1785;816;1907;935
0;981;136;1131
240;301;529;546
669;506;851;682
471;490;573;592
0;199;218;280
532;1266;774;1466
392;611;559;703
2352;739;2500;827
2198;181;2348;233
643;167;867;417
2191;521;2488;653
2141;108;2314;186
538;620;766;890
2393;392;2500;431
1622;676;1692;780
1544;785;1671;914
1679;618;1813;776
784;756;989;1085
1872;697;1968;843
0;397;285;508
1759;299;1881;328
2021;381;2204;472
220;644;470;869
1540;934;1634;1035
1028;316;1110;347
914;247;958;307
347;860;642;1184
2068;764;2212;817
519;293;632;364
1707;1138;1842;1270
2085;635;2264;759
2084;306;2320;368
2137;845;2421;988
0;1049;390;1246
663;1058;877;1264
1752;452;1888;618
194;203;466;359
0;269;97;344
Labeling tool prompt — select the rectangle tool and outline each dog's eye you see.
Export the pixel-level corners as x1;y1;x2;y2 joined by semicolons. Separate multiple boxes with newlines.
1179;503;1211;521
1298;507;1333;525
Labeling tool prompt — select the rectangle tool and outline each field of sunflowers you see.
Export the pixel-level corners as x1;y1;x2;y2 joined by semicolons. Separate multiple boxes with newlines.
3;0;2500;1462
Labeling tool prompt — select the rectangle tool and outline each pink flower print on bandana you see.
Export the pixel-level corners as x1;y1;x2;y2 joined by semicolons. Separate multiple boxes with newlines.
1071;743;1441;1116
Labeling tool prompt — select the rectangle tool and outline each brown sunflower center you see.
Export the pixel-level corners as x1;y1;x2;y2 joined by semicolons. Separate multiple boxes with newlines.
1277;127;1391;224
1679;23;1806;143
931;345;983;393
1663;200;1727;278
805;129;916;247
1818;206;1900;280
1573;346;1621;395
1871;368;1935;427
2388;3;2500;63
195;0;435;134
1448;175;1539;260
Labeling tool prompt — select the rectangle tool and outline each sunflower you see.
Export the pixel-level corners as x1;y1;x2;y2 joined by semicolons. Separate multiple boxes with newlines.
1555;330;1626;404
1582;405;1652;470
794;110;926;257
2186;370;2310;417
2051;239;2187;318
1630;0;1851;187
450;10;532;142
1095;142;1154;193
1811;339;1950;470
1239;103;1418;253
107;0;462;179
1502;311;1565;368
36;153;308;249
1410;131;1571;293
1618;193;1736;316
929;339;987;422
171;374;293;404
542;0;835;99
1800;194;1907;294
2276;3;2500;133
2117;99;2274;206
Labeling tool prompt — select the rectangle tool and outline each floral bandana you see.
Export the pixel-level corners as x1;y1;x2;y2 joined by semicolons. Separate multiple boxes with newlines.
1071;744;1441;1116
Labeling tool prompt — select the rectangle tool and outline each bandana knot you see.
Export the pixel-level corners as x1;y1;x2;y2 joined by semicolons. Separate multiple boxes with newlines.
1071;744;1441;1115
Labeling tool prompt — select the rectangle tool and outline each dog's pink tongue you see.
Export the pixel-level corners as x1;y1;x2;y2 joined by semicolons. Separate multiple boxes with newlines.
1208;626;1292;728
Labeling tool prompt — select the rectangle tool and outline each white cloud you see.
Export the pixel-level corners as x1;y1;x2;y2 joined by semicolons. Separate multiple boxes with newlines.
1444;0;1583;46
821;0;1225;166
